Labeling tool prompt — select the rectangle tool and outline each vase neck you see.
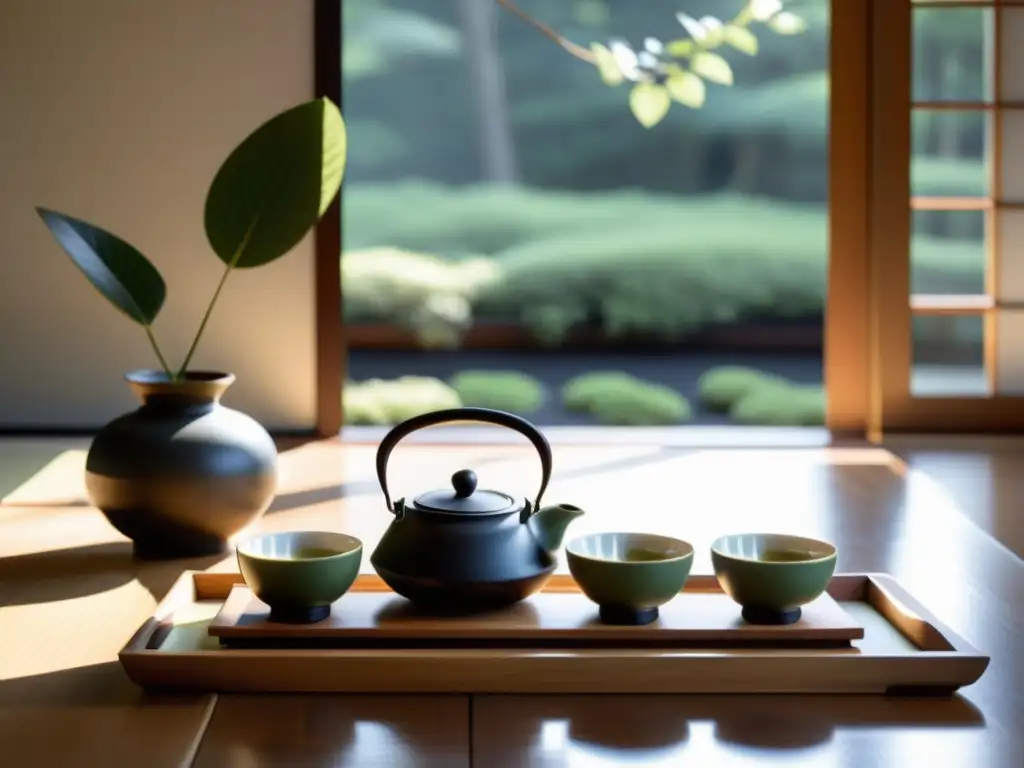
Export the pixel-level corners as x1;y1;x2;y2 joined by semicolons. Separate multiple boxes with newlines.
125;370;235;408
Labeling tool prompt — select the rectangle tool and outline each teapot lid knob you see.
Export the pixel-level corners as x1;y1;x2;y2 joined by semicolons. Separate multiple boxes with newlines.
452;469;478;498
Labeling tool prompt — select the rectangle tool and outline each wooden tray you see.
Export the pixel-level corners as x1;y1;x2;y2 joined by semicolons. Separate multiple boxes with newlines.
118;571;990;695
208;579;864;647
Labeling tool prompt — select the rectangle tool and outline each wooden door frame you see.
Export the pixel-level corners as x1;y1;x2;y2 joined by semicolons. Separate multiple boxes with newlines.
313;0;344;437
868;0;1024;433
826;0;872;435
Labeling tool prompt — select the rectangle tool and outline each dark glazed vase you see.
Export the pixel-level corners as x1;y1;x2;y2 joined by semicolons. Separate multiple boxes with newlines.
85;370;278;560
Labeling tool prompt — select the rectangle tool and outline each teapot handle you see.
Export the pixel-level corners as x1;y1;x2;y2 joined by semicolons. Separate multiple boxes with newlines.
375;407;553;515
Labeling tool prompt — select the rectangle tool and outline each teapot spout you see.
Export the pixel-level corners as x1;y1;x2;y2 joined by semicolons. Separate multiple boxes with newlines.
527;503;585;553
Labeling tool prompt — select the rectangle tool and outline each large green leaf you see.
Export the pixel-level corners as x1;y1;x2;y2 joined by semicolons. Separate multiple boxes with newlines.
35;207;165;325
204;97;347;269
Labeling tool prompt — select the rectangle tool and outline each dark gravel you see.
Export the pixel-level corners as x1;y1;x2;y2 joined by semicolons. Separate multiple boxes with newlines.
347;349;822;426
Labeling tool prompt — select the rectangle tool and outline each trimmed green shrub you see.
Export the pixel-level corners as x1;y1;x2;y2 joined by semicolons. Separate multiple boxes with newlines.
343;181;707;255
730;383;826;427
343;184;983;348
342;246;500;348
561;373;691;426
478;198;829;345
698;367;788;412
696;365;827;426
561;372;642;412
449;370;545;414
344;376;462;426
481;204;983;345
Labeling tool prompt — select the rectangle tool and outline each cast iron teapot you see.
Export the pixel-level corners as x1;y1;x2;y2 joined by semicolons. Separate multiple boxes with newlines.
370;407;585;612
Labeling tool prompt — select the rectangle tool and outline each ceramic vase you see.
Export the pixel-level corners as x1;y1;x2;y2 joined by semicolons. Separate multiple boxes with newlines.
85;369;278;560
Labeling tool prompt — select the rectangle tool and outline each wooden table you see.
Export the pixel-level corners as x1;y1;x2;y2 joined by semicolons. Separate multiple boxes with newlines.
1;437;1022;767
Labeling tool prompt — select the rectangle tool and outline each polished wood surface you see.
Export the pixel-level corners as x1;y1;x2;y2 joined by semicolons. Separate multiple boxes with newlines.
1;437;1022;766
192;694;469;768
886;436;1024;559
472;694;1001;768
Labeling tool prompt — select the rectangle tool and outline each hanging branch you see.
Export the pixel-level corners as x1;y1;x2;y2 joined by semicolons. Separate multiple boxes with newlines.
493;0;809;129
494;0;596;64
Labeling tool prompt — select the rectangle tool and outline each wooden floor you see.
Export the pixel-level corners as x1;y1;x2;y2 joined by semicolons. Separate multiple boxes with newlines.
0;436;1022;767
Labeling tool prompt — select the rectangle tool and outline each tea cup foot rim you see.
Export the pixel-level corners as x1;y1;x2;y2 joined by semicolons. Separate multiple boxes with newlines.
268;604;331;624
741;604;802;626
599;604;659;626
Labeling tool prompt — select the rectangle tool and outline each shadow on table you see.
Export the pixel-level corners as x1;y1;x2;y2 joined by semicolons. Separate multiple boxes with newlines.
0;444;81;502
0;664;465;767
0;660;201;707
0;662;212;766
262;447;679;516
0;541;221;606
475;693;986;756
1;444;677;521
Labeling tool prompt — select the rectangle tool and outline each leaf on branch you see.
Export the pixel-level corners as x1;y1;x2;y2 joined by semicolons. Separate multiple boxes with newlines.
723;25;759;56
697;17;724;48
591;42;625;85
665;38;695;57
610;40;643;81
676;13;724;49
665;70;706;108
749;0;783;23
628;82;671;127
769;12;808;35
35;207;166;325
676;12;706;41
691;51;734;85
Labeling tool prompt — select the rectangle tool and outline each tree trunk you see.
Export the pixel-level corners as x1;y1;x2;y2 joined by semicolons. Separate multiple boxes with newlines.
457;0;519;182
728;139;761;195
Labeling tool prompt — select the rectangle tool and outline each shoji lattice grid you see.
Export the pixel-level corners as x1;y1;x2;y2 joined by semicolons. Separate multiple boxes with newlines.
911;0;1024;396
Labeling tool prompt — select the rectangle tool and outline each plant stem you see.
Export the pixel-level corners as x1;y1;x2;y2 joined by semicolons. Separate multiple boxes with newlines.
175;218;259;381
495;0;760;68
175;261;233;380
495;0;596;63
144;324;174;378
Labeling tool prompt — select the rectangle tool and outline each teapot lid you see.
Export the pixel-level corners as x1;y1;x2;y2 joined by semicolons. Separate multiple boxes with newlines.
412;469;519;515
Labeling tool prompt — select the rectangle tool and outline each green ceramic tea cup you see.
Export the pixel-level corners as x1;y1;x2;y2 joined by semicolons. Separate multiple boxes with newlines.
236;531;363;623
710;532;837;626
566;532;694;626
